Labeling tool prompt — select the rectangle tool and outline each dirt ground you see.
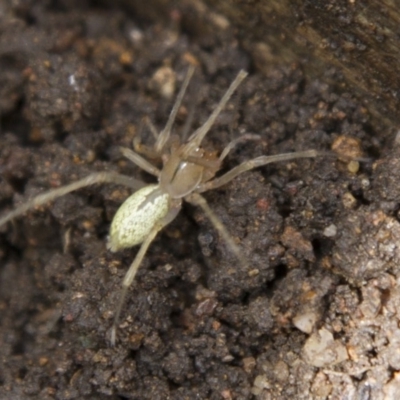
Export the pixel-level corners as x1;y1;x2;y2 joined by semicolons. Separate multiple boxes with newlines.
1;1;400;399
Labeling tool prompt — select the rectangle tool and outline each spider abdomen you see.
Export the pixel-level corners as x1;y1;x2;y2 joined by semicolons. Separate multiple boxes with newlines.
107;184;170;252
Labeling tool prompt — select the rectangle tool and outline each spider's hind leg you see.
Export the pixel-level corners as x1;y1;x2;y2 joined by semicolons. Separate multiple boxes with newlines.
110;199;181;346
0;171;145;228
185;192;248;269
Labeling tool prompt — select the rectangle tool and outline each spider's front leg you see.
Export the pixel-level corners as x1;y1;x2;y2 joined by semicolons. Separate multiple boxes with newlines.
154;65;195;153
129;66;196;163
132;117;161;160
120;147;160;178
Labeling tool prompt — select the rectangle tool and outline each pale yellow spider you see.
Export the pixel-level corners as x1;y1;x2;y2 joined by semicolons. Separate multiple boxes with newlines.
0;66;320;345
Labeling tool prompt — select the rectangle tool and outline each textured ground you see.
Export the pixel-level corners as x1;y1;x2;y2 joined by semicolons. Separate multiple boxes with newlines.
1;1;400;399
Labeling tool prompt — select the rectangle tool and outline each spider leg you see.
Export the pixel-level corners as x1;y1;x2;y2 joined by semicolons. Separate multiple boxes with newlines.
120;147;161;177
184;155;221;170
179;93;197;142
110;227;158;346
133;137;161;160
197;150;321;193
154;65;195;153
219;133;261;162
111;199;181;346
185;192;248;269
141;116;159;141
183;70;248;155
132;117;161;160
0;171;145;227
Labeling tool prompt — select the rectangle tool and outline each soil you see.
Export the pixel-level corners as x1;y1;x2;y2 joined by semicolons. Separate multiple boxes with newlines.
0;1;399;400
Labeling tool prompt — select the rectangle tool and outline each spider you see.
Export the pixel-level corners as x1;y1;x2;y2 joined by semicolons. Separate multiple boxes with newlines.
0;66;320;345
